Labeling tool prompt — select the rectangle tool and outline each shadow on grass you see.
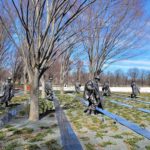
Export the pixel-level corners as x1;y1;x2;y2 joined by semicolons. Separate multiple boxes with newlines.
39;109;55;119
7;103;20;107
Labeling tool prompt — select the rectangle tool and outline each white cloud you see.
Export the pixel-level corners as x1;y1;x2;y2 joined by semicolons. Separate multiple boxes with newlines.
107;59;150;71
118;60;150;66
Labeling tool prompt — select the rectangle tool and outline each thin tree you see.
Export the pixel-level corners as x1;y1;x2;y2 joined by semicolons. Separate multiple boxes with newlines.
0;20;11;68
10;50;24;84
128;68;139;81
78;0;147;78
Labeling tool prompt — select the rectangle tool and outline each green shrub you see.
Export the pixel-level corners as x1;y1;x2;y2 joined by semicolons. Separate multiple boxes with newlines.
0;131;5;140
19;110;26;116
39;99;53;113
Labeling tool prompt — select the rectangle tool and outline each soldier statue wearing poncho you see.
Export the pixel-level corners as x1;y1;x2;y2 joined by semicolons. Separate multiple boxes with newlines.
75;81;81;93
102;81;111;96
0;77;14;107
131;81;140;98
83;70;104;115
45;77;54;101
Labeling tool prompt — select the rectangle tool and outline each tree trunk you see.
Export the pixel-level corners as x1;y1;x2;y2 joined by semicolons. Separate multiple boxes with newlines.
24;81;27;95
89;61;94;80
29;69;40;121
41;75;46;98
77;68;81;82
60;61;64;94
60;75;64;94
23;69;28;95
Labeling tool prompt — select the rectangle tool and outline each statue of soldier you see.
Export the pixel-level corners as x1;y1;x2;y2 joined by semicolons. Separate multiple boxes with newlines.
45;77;54;101
131;81;140;98
102;81;111;96
0;77;14;107
83;71;104;115
75;81;81;93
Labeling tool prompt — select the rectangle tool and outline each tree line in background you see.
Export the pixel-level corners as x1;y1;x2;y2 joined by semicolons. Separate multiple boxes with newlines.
1;59;150;87
0;0;149;121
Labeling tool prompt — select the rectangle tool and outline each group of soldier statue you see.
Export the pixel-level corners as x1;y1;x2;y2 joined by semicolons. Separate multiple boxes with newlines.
0;77;14;107
79;70;140;115
0;73;140;113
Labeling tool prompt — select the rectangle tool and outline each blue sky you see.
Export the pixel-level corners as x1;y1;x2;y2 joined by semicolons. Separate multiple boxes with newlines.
104;1;150;73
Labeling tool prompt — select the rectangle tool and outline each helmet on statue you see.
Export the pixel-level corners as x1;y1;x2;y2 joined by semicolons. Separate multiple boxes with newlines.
7;77;12;80
94;75;100;81
49;76;53;81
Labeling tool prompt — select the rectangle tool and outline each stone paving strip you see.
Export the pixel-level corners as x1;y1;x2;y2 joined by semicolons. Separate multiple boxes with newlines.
53;94;83;150
112;94;150;104
0;100;29;128
110;100;150;114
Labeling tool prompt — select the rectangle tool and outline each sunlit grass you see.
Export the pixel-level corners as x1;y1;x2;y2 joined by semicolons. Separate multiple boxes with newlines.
45;139;62;150
85;143;95;150
4;141;21;150
124;137;144;150
57;93;150;150
99;141;116;147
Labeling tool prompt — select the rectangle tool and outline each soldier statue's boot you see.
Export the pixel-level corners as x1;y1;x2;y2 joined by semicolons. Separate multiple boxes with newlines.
132;94;136;98
84;108;89;113
94;110;99;115
98;102;104;110
101;117;105;122
87;106;92;115
5;102;8;107
88;109;92;115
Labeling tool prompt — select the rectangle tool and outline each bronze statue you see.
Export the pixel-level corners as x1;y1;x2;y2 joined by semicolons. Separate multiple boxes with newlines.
131;81;140;98
75;81;81;93
0;77;14;107
45;77;54;101
83;71;104;115
102;81;111;96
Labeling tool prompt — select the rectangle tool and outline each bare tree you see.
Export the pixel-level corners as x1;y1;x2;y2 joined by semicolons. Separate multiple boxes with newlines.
146;72;150;86
9;50;24;83
60;48;73;94
59;41;82;93
114;69;124;86
0;19;11;68
140;70;146;86
0;0;96;121
76;60;84;82
128;68;139;81
78;0;147;78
